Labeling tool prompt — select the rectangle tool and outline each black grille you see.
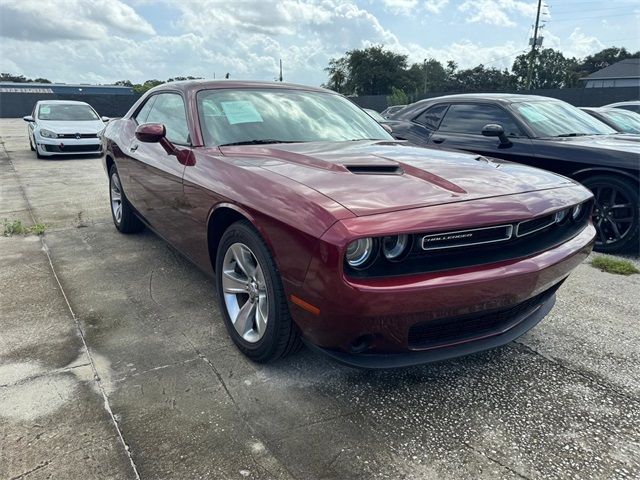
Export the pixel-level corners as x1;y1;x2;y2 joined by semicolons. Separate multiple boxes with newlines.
407;282;561;349
44;144;100;153
516;213;556;237
346;201;592;278
57;133;98;139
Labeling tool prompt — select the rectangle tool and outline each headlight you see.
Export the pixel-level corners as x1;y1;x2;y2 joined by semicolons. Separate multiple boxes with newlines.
346;238;374;268
382;234;409;261
40;129;57;138
572;204;583;221
554;208;569;223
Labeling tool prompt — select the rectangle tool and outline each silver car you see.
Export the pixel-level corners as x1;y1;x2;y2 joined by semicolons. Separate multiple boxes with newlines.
23;100;108;158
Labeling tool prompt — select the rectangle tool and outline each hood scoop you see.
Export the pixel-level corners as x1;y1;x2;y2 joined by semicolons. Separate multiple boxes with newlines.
345;164;403;175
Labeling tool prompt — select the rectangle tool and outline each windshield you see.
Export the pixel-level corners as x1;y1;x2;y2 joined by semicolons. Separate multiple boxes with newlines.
38;104;99;121
197;88;392;146
600;109;640;134
512;101;616;137
364;109;385;122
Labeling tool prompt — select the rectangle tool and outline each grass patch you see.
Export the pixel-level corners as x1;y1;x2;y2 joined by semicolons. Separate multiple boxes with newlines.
591;256;639;276
2;219;46;237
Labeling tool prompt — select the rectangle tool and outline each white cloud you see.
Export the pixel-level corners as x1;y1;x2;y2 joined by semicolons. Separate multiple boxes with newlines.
0;0;401;85
543;28;604;59
424;0;450;14
0;0;155;41
382;0;418;15
383;0;449;16
459;0;537;27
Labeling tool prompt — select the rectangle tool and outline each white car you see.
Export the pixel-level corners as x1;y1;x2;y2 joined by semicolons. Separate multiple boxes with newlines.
603;100;640;114
23;100;108;158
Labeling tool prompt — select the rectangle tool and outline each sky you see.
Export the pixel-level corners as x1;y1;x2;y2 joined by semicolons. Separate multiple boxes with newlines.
0;0;638;86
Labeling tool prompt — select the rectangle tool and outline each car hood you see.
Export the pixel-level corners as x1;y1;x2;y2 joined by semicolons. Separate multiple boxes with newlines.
36;119;105;133
541;134;640;150
220;141;575;216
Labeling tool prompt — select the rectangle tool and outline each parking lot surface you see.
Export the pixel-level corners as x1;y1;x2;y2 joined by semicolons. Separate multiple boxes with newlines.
1;118;639;480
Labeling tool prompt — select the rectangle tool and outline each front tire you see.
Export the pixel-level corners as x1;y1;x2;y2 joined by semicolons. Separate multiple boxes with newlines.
215;220;301;362
108;165;144;234
582;174;639;254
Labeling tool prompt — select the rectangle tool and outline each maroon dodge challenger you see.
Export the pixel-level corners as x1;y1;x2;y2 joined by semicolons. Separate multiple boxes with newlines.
102;80;595;368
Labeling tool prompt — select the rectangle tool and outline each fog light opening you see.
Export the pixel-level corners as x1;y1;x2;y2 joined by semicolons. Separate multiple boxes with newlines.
349;334;375;354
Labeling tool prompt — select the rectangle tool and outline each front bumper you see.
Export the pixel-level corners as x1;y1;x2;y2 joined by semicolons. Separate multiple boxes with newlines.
36;136;102;156
304;282;558;368
287;214;595;367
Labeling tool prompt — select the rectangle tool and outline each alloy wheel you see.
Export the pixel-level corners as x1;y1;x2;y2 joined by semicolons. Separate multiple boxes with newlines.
592;184;634;247
221;242;269;343
110;173;123;225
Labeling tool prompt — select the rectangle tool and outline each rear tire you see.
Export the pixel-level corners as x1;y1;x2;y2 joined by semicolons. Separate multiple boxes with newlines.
582;174;639;254
108;165;144;234
215;220;302;363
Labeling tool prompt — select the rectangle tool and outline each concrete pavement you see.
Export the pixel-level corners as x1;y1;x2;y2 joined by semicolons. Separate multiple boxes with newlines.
1;118;639;479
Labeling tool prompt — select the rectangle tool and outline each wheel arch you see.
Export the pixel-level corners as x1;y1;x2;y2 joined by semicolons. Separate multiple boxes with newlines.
105;154;115;175
571;167;638;184
206;203;274;273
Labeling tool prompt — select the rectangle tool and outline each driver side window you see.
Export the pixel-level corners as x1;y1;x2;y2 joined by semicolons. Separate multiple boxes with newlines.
145;93;190;145
438;103;523;137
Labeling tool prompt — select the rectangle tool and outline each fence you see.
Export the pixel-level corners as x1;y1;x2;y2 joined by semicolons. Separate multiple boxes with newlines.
350;87;640;111
0;92;142;118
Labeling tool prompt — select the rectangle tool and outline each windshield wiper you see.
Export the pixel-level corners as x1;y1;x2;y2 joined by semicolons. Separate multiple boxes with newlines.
553;133;593;137
218;139;303;146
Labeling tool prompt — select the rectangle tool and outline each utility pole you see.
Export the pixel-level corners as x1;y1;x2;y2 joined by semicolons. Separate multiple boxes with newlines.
423;58;427;95
525;0;543;90
279;59;283;82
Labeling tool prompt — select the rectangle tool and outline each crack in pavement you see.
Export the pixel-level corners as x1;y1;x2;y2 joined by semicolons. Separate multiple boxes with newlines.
8;460;51;480
2;143;141;480
464;443;532;480
180;332;300;480
0;363;92;389
514;340;639;404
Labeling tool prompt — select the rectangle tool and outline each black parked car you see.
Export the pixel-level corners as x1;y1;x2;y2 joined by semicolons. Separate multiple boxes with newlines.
386;94;639;253
581;107;640;134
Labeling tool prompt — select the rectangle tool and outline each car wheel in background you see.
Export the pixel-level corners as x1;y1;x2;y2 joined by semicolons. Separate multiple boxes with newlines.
108;165;144;234
215;220;301;362
582;174;639;254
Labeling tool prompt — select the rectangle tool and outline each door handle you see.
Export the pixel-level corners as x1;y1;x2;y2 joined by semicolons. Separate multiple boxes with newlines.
431;137;445;144
130;144;139;152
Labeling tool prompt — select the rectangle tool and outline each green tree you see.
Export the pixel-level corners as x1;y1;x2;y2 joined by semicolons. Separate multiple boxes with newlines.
133;79;163;94
451;65;515;92
323;57;349;93
324;46;410;95
576;47;639;76
512;49;578;89
386;86;408;106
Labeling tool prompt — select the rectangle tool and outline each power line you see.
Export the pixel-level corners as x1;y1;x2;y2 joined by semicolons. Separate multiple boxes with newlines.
484;49;528;66
550;6;633;14
547;12;638;23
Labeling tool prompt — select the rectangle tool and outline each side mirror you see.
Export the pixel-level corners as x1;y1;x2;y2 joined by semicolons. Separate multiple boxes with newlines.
101;116;110;123
135;123;166;143
382;123;393;134
482;123;511;145
23;115;34;122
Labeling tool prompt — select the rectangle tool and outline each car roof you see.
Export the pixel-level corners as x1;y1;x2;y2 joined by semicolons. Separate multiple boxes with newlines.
148;80;332;95
36;100;91;106
413;93;560;106
390;93;563;119
605;101;640;107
